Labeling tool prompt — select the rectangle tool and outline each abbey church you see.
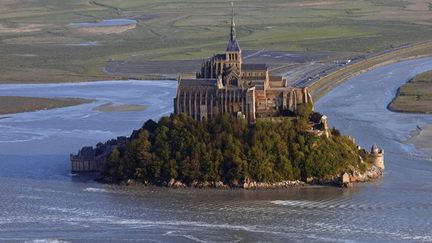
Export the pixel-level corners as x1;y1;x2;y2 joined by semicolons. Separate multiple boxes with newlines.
174;6;313;123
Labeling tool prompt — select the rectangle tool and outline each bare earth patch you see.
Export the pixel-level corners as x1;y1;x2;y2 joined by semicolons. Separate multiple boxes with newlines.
93;102;147;112
405;0;431;11
76;24;136;34
0;24;45;33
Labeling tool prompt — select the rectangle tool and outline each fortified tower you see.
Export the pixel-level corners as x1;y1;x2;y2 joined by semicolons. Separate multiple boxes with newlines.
370;144;385;170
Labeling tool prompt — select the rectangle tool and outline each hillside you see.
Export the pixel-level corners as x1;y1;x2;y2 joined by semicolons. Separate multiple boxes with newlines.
99;112;374;187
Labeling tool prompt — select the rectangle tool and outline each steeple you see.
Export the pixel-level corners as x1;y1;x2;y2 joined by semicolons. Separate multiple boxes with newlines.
230;2;236;41
227;2;240;52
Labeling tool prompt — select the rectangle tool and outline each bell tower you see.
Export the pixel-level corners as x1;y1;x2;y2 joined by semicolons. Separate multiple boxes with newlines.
224;2;243;87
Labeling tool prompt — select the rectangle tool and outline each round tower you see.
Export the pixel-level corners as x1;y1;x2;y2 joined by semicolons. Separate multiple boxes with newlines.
370;144;385;170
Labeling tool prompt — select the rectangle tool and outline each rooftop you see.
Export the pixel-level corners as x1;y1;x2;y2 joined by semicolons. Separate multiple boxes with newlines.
242;64;267;71
179;79;217;88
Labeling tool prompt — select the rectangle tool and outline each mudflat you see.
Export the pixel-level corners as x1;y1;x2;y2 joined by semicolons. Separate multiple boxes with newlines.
0;96;94;115
93;102;147;112
388;70;432;113
410;124;432;157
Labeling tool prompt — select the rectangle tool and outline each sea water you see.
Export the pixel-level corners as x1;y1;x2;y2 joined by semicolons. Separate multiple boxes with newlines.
1;58;432;241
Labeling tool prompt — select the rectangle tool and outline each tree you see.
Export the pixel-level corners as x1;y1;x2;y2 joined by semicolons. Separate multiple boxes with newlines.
100;113;369;185
296;103;313;120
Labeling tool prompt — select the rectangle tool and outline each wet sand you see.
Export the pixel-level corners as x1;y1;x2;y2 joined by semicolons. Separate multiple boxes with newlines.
409;124;432;157
93;102;147;112
0;96;94;115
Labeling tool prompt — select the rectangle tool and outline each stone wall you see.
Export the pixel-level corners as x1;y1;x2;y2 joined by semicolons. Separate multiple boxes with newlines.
371;144;385;170
70;136;128;173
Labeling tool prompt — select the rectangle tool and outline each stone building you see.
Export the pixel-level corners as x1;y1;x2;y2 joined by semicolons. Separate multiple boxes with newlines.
70;136;128;173
371;144;385;170
174;6;313;123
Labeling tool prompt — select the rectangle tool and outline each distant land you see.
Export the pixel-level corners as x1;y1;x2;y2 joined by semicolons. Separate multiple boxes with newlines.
0;96;93;115
2;0;432;84
389;70;432;113
3;0;432;117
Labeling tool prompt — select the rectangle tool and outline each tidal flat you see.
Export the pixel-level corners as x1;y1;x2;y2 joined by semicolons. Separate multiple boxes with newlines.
93;102;147;112
388;70;432;114
409;124;432;158
1;60;432;241
0;96;94;115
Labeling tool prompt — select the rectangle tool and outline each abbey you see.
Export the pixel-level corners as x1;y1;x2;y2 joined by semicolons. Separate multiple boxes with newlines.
174;7;313;123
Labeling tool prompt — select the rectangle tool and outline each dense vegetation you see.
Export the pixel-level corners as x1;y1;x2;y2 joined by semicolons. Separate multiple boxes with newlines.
101;109;370;185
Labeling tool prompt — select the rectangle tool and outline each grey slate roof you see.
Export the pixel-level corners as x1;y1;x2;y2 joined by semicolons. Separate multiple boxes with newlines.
179;79;217;88
227;38;241;52
214;54;226;60
242;64;267;71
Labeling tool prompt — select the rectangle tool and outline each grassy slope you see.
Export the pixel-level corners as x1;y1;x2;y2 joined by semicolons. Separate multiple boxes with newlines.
1;0;432;83
389;70;432;113
0;96;94;115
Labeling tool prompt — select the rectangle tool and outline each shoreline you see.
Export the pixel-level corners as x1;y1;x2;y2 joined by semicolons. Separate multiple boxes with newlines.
0;80;169;116
98;164;384;189
387;72;432;114
385;86;432;115
386;74;432;158
93;102;148;112
408;124;432;158
0;77;177;85
0;96;95;116
309;40;432;101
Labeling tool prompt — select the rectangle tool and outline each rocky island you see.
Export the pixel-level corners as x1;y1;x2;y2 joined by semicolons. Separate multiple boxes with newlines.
71;7;384;188
71;110;384;188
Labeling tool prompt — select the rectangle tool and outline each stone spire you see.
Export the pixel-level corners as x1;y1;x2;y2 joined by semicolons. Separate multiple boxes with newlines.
230;2;236;41
227;2;240;52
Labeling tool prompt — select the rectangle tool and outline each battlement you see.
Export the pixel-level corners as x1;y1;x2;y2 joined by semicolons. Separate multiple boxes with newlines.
71;136;129;173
